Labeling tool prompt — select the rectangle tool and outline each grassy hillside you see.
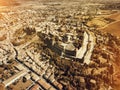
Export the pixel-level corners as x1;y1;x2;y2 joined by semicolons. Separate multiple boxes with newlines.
101;21;120;36
108;12;120;21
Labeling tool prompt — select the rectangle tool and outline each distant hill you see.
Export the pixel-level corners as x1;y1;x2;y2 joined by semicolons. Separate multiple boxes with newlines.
1;0;118;6
15;0;120;3
0;0;19;6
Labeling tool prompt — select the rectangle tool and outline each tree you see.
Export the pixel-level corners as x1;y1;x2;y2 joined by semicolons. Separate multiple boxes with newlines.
23;26;36;35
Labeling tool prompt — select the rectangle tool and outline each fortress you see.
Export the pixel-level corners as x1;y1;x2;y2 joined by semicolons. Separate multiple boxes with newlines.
38;27;96;64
